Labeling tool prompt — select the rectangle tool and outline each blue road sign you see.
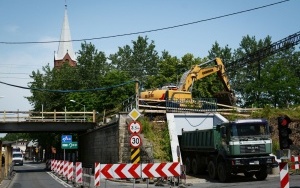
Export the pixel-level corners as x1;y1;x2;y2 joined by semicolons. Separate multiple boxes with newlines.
61;135;72;143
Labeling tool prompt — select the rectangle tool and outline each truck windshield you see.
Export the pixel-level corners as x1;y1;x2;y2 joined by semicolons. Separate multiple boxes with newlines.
231;123;268;137
13;154;22;158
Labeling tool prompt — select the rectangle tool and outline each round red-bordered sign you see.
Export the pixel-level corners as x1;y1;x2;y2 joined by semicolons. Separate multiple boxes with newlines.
130;134;142;148
128;121;142;134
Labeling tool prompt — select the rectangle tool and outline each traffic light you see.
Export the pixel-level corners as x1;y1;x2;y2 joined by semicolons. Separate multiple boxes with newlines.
278;116;292;150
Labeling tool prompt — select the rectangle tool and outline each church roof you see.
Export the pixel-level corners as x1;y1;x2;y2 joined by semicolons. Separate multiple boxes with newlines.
56;5;76;61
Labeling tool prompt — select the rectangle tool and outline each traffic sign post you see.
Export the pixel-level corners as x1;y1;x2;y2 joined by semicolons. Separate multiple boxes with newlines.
61;142;78;149
128;109;142;171
131;148;141;164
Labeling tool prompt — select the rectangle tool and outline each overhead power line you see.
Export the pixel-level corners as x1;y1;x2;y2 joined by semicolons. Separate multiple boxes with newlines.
0;0;290;45
0;80;136;93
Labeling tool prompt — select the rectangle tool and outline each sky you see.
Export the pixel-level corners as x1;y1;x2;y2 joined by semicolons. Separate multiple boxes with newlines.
0;0;299;112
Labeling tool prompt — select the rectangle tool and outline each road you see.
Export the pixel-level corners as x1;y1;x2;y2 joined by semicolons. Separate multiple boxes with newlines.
3;161;300;188
6;161;71;188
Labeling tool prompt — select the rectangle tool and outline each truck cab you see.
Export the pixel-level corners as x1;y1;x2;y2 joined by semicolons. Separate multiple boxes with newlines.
219;119;273;156
12;152;24;166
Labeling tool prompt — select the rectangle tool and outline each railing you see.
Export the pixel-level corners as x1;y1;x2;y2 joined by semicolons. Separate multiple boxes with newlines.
0;110;97;123
125;97;261;117
137;98;218;112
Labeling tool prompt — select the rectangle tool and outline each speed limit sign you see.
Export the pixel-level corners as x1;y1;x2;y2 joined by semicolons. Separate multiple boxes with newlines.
130;134;142;148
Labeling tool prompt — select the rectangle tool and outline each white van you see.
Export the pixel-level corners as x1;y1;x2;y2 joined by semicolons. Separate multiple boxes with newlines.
12;152;23;166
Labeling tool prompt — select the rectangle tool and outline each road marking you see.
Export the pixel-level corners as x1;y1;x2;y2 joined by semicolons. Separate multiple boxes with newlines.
47;172;72;187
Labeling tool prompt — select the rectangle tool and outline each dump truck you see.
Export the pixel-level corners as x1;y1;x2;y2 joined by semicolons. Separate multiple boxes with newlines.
178;118;277;182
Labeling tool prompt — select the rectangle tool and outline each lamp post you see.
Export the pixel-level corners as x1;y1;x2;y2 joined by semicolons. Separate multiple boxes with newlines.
70;100;86;122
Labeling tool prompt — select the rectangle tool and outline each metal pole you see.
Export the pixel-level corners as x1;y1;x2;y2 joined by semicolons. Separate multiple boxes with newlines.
65;106;67;122
84;105;86;122
135;80;139;110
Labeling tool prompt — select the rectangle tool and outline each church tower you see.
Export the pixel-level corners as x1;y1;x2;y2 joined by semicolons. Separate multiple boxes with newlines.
54;4;76;68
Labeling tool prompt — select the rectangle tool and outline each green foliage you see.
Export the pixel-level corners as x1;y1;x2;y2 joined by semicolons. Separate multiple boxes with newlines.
1;133;30;141
272;140;280;154
140;118;171;161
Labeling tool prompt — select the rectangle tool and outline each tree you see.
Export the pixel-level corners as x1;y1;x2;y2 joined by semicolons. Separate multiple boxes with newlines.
76;42;110;89
109;36;160;88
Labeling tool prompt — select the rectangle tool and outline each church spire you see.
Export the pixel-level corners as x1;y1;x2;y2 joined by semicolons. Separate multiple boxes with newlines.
54;3;76;68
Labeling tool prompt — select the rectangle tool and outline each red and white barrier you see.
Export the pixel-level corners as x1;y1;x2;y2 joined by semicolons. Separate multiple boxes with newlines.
50;160;180;186
75;162;83;183
100;163;141;179
291;155;300;170
63;161;68;177
96;162;180;179
67;162;73;180
51;160;55;171
279;162;289;188
142;162;180;178
57;160;61;174
94;162;101;187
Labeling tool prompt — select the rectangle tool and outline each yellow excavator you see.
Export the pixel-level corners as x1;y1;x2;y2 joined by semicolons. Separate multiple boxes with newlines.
139;57;236;107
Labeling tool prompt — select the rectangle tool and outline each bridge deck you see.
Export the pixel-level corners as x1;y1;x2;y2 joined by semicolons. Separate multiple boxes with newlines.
0;110;97;133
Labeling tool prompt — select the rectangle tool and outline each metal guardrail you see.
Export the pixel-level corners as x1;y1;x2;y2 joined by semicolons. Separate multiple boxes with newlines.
136;98;218;113
0;110;97;123
123;97;261;117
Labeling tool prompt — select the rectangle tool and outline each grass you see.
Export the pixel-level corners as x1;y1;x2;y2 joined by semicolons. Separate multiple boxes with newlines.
140;117;171;162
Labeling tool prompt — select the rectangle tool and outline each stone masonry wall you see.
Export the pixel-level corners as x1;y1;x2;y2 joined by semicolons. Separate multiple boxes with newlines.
78;113;131;168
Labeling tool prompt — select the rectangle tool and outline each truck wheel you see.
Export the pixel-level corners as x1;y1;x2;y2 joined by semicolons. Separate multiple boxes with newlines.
208;161;217;180
192;158;199;175
255;166;268;181
185;157;191;174
217;162;230;182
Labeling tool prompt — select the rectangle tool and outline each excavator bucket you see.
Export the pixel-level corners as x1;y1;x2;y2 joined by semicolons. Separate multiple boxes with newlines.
213;91;236;107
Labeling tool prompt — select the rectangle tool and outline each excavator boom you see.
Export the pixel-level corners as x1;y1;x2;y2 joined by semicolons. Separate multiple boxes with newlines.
178;57;232;95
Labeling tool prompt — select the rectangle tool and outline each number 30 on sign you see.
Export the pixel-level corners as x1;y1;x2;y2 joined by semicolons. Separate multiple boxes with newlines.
130;134;142;148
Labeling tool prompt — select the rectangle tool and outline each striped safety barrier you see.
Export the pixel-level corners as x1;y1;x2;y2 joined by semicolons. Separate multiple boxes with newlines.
50;160;55;171
67;162;73;180
56;160;61;174
59;160;64;175
63;161;68;177
95;162;101;187
75;162;83;183
50;161;181;187
280;162;289;188
291;155;300;170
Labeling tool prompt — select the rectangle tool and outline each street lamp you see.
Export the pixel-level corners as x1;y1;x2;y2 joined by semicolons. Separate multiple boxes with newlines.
70;100;86;121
